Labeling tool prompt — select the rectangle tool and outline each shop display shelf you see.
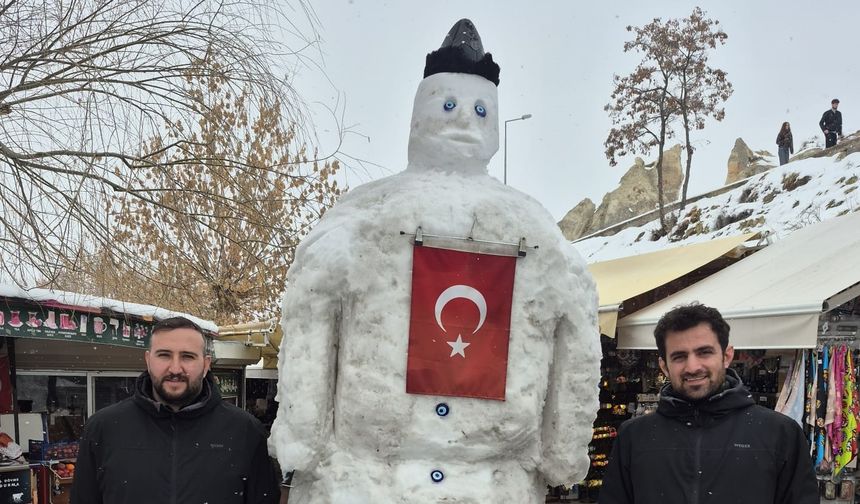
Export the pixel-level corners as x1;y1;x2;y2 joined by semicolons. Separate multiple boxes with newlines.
28;440;79;462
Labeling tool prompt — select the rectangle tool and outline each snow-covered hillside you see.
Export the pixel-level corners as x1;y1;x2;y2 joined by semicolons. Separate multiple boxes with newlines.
574;147;860;262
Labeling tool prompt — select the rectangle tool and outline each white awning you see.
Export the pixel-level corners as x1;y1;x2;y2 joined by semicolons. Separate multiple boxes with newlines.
617;210;860;349
587;234;756;336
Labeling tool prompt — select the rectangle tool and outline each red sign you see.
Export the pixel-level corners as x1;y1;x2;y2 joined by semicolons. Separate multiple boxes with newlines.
0;344;12;413
406;246;516;400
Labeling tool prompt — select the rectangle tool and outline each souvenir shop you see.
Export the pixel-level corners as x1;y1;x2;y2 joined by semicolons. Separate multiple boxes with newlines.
550;211;860;503
218;319;282;434
0;285;261;503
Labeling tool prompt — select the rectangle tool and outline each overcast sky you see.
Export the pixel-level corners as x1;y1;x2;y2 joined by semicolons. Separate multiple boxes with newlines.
294;1;858;220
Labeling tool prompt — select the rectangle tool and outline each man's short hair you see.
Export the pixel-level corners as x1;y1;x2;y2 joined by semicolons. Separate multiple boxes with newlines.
653;303;730;360
150;316;210;354
832;98;840;104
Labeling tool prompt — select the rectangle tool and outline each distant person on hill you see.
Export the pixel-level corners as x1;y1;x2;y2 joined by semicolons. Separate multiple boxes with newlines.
776;122;794;165
819;98;843;148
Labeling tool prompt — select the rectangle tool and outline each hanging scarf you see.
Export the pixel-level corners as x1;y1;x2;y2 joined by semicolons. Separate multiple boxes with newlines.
825;346;842;461
781;351;806;426
775;350;797;413
835;349;859;476
814;345;830;468
805;349;817;454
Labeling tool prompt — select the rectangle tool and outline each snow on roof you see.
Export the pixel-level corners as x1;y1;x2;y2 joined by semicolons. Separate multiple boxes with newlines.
572;151;860;263
0;283;218;333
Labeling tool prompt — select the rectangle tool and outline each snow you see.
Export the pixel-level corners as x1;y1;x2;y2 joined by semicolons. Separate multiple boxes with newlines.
270;71;601;502
0;283;218;332
574;151;860;263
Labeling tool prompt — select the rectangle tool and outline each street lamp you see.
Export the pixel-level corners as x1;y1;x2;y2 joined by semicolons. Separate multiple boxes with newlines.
504;114;533;185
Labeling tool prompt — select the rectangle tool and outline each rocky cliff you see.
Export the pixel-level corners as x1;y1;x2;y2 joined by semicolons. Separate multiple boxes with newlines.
558;144;684;240
725;138;775;184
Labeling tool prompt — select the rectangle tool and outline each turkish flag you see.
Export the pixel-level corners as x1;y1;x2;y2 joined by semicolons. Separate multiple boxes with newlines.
406;246;516;401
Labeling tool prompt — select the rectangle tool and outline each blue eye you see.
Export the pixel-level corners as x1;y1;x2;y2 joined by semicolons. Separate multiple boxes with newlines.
475;104;486;117
443;100;456;111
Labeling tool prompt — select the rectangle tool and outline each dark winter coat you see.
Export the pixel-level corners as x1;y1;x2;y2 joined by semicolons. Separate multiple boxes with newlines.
776;130;794;153
600;369;818;504
71;372;279;504
819;109;843;135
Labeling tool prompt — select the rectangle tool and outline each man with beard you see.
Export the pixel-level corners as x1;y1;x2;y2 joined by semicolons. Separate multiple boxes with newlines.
71;317;279;504
600;304;817;504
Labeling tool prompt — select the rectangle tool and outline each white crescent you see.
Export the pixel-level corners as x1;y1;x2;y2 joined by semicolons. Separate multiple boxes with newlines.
434;285;487;334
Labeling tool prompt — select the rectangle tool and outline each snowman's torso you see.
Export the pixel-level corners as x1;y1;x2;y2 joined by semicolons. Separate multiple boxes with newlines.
289;170;587;464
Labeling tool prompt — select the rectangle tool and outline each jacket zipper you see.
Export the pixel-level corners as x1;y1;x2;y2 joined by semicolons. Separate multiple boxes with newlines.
692;407;702;504
171;417;178;504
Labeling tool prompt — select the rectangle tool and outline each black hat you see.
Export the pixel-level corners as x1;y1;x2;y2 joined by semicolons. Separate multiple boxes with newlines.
832;98;840;104
423;19;500;86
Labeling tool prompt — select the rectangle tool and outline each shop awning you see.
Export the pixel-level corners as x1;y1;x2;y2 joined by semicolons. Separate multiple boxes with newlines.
587;233;757;336
617;210;860;350
217;319;281;369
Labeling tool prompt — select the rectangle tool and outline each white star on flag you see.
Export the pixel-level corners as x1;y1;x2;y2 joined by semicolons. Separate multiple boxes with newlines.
447;334;470;358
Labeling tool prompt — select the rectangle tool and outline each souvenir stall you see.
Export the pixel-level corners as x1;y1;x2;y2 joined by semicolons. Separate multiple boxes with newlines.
0;284;261;503
615;210;860;503
217;318;281;432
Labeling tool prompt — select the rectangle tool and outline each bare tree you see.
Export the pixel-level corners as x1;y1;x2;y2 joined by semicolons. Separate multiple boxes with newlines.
108;64;340;323
605;20;677;232
605;9;732;230
669;7;733;210
0;0;326;285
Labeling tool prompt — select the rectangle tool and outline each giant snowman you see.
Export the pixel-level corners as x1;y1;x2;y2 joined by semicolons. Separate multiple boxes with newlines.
270;19;600;503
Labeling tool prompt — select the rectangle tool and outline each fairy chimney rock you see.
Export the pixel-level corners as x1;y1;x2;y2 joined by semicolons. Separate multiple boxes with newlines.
726;137;775;184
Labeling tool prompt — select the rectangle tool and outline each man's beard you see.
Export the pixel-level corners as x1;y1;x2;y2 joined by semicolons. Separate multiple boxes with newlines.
153;373;204;409
674;365;727;402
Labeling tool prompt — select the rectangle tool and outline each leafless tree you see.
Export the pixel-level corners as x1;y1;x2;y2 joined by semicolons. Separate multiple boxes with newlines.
605;21;677;231
605;8;732;230
669;7;732;210
0;0;329;286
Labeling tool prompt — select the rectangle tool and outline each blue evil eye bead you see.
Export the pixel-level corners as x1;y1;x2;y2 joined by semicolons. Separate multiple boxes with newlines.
443;100;457;111
430;470;444;483
474;104;487;117
435;403;450;417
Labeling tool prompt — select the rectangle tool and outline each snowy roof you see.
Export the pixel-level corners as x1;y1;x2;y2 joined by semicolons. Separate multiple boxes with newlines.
0;283;218;333
572;149;860;263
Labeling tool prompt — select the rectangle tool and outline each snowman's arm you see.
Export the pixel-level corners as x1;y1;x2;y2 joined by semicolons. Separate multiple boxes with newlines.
270;276;342;475
538;301;601;486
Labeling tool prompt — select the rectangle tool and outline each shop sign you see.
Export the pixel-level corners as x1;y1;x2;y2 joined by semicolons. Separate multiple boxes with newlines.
0;301;151;349
0;467;32;504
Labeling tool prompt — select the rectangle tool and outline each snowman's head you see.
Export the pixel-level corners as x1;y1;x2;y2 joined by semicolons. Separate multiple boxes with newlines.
407;72;499;171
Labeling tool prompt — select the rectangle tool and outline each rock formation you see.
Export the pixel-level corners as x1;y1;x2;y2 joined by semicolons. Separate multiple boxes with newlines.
558;145;683;240
725;138;775;184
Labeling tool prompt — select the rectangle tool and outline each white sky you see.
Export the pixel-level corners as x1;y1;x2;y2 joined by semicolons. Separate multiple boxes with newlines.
294;0;858;220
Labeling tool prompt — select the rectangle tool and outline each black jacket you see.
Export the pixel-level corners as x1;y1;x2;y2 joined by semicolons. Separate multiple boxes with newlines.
600;370;818;504
776;130;794;153
71;372;279;504
820;109;843;135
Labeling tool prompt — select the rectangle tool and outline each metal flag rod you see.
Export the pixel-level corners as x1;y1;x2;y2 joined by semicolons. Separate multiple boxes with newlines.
399;227;538;258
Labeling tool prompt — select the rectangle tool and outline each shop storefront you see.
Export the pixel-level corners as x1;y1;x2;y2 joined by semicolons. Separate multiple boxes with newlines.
0;285;261;503
569;210;860;504
217;319;281;433
552;210;860;503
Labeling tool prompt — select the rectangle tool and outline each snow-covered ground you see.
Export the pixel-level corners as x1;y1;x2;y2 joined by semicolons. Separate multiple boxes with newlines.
574;151;860;262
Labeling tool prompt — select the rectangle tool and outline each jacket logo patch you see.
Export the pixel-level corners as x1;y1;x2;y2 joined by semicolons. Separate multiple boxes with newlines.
210;443;225;449
733;443;750;448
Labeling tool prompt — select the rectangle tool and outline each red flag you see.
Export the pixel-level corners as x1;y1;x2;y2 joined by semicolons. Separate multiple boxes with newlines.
406;246;516;400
